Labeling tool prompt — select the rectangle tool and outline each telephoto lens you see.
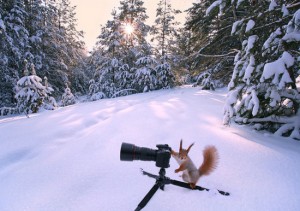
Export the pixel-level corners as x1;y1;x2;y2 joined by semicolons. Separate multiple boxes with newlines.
120;143;157;162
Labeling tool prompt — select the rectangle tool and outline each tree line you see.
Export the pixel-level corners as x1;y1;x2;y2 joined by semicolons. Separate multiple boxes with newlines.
0;0;299;139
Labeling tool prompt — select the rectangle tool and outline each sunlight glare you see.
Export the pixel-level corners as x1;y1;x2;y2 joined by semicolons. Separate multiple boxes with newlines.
124;23;134;35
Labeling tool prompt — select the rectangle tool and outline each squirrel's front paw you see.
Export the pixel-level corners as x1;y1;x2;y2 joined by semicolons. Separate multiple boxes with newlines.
175;169;180;173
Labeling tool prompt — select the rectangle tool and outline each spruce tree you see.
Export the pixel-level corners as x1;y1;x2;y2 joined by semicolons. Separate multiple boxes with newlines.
90;0;153;98
61;84;76;106
15;61;47;114
134;56;157;92
150;0;179;89
185;0;241;88
0;12;14;107
43;76;58;110
173;28;194;84
1;0;87;107
41;0;86;95
155;56;174;89
1;0;29;106
118;0;152;59
223;1;300;139
151;0;181;57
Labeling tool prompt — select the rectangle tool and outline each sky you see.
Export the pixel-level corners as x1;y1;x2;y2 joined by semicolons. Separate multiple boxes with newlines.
70;0;195;51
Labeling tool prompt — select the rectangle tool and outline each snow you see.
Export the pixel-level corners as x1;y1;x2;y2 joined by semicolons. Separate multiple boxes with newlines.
206;0;221;16
250;89;259;116
136;56;156;65
29;35;42;43
233;51;241;64
136;67;150;76
243;55;255;84
236;0;246;8
269;88;281;107
281;51;295;67
263;28;282;52
283;9;300;42
246;35;258;55
281;5;289;17
1;87;300;211
268;0;278;11
282;32;300;42
231;19;243;35
0;18;5;31
111;58;119;67
285;10;300;32
245;20;255;33
260;52;294;89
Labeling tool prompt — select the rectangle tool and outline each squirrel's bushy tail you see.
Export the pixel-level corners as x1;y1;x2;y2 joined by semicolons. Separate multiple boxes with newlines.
199;146;219;176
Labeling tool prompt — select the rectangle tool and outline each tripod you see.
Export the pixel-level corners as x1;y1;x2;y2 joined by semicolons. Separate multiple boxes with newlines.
135;168;229;211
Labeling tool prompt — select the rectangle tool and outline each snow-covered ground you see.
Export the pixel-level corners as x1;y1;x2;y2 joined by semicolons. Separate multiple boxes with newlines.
0;86;299;211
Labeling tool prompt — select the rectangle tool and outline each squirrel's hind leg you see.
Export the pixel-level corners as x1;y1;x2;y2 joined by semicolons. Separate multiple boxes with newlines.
182;172;191;183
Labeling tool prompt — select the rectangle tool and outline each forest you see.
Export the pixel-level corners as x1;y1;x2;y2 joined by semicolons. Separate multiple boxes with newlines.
0;0;299;139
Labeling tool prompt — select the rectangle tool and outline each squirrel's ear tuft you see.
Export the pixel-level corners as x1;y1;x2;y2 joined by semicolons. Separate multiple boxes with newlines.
180;139;183;151
187;143;194;153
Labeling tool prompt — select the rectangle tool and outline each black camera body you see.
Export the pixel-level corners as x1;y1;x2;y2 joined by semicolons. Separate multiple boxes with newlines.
120;142;172;168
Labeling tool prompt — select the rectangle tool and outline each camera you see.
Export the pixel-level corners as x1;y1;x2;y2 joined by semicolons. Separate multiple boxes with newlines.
120;142;172;168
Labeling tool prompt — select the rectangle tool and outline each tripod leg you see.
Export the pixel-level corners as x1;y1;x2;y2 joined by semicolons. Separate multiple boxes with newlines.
170;179;209;191
170;179;230;196
141;169;159;180
135;183;160;211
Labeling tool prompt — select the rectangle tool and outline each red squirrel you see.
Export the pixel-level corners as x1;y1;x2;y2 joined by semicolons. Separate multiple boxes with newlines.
171;140;219;189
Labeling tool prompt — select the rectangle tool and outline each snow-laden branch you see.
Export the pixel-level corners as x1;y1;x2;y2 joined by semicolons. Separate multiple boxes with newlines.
240;110;300;139
194;50;239;58
244;114;296;124
0;107;18;116
112;89;137;98
232;2;300;34
279;89;300;101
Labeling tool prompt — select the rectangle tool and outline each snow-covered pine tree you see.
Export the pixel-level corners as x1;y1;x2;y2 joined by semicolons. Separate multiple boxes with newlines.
151;0;181;57
90;0;153;98
224;1;300;139
150;0;180;88
118;0;153;91
1;0;87;107
87;50;107;101
92;10;124;97
61;84;76;106
34;0;86;96
255;8;300;139
70;58;90;95
156;56;174;89
173;28;194;84
118;0;152;59
56;0;86;94
24;0;44;68
88;79;105;101
0;11;19;117
0;0;30;107
4;0;29;68
193;71;216;90
96;9;124;59
114;63;136;96
15;61;47;114
185;0;241;87
0;11;14;107
43;76;58;110
97;58;120;98
134;56;157;92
